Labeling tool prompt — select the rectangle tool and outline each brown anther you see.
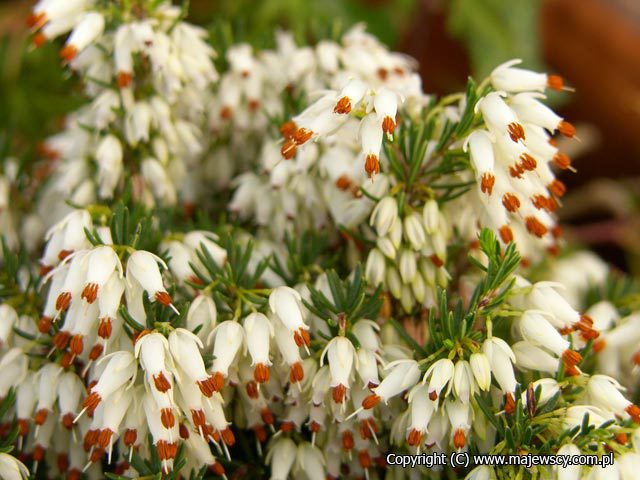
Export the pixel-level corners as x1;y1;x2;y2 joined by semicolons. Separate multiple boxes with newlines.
53;330;71;350
59;45;78;63
453;428;467;449
532;195;548;210
358;450;372;469
68;470;82;480
124;428;137;447
553;152;572;169
84;429;99;451
117;71;133;88
280;121;297;140
90;447;105;463
62;412;75;429
334;96;352;114
56;292;72;311
190;409;206;429
27;12;46;29
562;349;582;368
154;291;172;307
211;371;225;391
58;249;73;261
179;423;190;440
70;335;84;355
153;372;172;393
593;339;607;353
293;328;310;347
290;362;304;383
246;380;259;399
281;139;297;159
364;154;380;178
504;392;516;415
82;391;102;415
377;68;389;80
502;193;520;212
407;428;423;446
221;427;235;446
507;122;526;142
253;425;267;443
545;197;559;212
499;225;514;244
293;128;313;145
521;257;531;268
548;180;566;198
210;461;225;476
480;172;495;195
38;316;53;333
547;244;560;256
98;317;112;339
81;283;99;303
525;216;548;238
280;421;295;433
509;164;524;179
359;418;378;439
362;394;381;410
261;407;274;425
254;363;270;383
17;419;29;437
61;351;75;368
519;153;537;171
33;32;47;48
551;225;563;239
39;264;53;276
160;408;175;429
220;105;232;120
33;445;46;462
34;409;48;426
197;375;216;397
429;254;444;268
342;430;354;451
615;432;628;444
382;116;396;135
575;315;599;340
57;453;69;472
333;384;347;404
428;390;438;401
557;120;576;138
625;404;640;423
335;174;353;191
309;421;321;433
97;429;113;449
248;99;260;112
547;74;565;91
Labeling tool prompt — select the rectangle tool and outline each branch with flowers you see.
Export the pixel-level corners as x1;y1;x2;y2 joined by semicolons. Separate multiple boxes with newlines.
0;0;639;479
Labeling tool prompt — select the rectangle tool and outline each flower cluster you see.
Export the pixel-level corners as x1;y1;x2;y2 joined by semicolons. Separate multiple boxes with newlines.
0;1;639;479
30;0;217;225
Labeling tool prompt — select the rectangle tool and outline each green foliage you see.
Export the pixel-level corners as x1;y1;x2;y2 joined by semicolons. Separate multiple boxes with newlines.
303;265;383;340
0;389;18;455
189;233;271;321
468;228;521;314
200;0;418;48
584;272;640;315
448;0;543;78
269;230;338;285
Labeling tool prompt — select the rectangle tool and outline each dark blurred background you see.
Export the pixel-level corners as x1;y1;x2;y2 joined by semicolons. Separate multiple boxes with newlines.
1;0;639;271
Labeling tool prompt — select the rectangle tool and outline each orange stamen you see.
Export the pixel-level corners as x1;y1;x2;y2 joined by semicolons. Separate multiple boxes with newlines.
334;96;352;114
480;173;495;195
502;193;520;212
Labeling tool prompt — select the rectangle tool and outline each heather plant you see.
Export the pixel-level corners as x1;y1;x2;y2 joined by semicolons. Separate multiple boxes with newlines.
0;1;639;479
